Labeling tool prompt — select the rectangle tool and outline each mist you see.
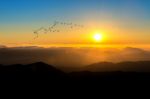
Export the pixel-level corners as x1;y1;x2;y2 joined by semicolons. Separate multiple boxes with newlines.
0;46;150;67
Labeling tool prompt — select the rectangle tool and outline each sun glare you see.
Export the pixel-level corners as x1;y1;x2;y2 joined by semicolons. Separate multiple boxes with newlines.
93;33;103;42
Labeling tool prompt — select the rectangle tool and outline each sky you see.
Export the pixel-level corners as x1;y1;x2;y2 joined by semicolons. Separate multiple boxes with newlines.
0;0;150;48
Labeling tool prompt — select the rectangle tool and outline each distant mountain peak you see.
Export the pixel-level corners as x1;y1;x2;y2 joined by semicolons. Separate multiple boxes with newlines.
29;62;49;66
85;61;150;72
27;62;64;74
124;47;145;52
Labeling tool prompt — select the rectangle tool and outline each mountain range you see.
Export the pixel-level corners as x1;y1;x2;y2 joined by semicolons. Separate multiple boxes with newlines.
0;61;150;81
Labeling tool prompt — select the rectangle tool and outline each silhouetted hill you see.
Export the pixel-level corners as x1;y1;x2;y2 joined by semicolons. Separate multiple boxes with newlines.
0;61;150;82
85;61;150;72
27;62;63;73
0;62;63;73
85;62;115;72
0;62;66;81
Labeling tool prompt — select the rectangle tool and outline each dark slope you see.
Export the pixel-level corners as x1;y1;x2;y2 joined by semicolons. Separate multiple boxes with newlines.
85;61;150;72
0;62;66;81
0;61;150;82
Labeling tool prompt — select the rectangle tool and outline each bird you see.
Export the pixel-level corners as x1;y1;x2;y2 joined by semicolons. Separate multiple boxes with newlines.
33;31;39;39
60;22;64;25
49;26;52;31
55;21;59;24
70;26;73;29
43;28;48;34
74;24;77;27
69;23;72;25
33;20;85;40
80;25;84;28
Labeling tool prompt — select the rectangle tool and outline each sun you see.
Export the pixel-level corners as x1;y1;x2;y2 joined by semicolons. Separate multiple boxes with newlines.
93;33;103;42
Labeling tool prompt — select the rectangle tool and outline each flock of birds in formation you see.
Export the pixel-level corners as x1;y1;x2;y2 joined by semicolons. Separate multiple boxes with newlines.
33;21;84;39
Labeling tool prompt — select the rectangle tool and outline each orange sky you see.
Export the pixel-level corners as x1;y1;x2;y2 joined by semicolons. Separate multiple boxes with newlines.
0;0;150;48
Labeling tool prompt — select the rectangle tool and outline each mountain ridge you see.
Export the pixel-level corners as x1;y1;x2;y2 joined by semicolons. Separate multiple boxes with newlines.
0;61;150;81
84;61;150;72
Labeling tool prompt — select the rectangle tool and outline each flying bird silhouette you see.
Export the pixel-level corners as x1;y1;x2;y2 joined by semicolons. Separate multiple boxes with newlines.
33;31;39;39
33;21;85;39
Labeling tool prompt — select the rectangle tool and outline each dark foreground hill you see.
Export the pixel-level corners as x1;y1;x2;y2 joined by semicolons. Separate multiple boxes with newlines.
0;61;150;83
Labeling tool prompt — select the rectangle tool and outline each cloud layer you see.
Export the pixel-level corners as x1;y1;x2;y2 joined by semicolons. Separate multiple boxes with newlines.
0;46;150;67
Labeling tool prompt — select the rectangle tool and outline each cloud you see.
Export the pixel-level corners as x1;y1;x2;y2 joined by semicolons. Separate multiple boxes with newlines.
0;47;150;67
0;45;7;48
106;47;150;62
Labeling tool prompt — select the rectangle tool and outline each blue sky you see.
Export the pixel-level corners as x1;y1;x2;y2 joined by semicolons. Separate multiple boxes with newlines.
0;0;149;23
